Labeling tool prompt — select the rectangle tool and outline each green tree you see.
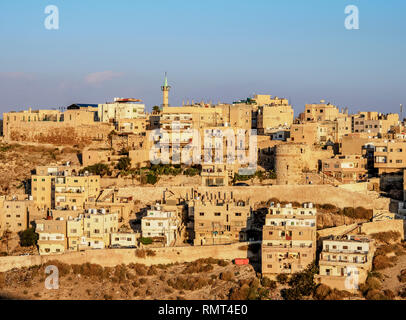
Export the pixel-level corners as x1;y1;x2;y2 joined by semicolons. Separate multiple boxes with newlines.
116;157;131;171
18;228;39;247
152;106;161;114
80;163;111;176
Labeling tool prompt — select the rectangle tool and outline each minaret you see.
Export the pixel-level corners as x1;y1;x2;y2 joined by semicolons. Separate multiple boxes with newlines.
161;72;171;107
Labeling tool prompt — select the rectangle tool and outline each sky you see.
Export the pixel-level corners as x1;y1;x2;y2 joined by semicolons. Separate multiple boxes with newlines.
0;0;405;115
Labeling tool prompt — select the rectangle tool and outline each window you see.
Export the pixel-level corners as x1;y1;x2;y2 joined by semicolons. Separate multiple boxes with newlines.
235;213;242;217
214;212;221;217
199;212;204;216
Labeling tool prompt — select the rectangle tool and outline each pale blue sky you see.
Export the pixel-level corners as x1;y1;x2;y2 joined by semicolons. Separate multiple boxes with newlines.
0;0;405;114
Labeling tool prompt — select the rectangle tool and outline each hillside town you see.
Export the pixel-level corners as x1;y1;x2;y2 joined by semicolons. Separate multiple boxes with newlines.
1;75;406;301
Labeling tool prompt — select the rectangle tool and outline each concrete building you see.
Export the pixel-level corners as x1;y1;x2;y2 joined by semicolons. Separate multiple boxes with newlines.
0;196;30;234
315;235;375;292
110;232;138;248
322;155;367;184
262;203;317;276
189;198;253;246
372;140;406;174
301;100;345;122
141;204;180;246
98;98;145;123
67;209;119;251
31;165;100;210
35;218;67;255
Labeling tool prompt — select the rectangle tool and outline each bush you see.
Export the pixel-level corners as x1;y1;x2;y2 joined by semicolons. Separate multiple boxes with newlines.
115;157;131;171
135;249;146;258
80;163;111;176
18;228;38;247
139;237;153;245
373;255;394;270
261;277;277;289
219;271;234;282
371;231;401;244
276;274;288;284
167;276;209;291
146;173;159;185
314;284;331;300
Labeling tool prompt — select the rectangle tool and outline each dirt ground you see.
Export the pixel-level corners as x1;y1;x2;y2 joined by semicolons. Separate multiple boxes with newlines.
0;142;80;195
0;259;283;301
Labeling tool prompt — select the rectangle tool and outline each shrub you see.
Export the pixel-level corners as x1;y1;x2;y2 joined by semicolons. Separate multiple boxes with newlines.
371;231;401;245
147;266;158;276
131;264;147;276
135;249;146;258
139;237;153;245
219;271;234;282
276;274;288;284
314;284;331;300
261;277;276;289
373;255;394;270
167;276;209;291
18;228;38;247
115;157;131;171
80;163;111;176
398;269;406;283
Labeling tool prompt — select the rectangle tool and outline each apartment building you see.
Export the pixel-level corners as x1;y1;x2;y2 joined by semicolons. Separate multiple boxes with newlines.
352;112;399;136
67;209;119;251
257;99;294;135
0;196;30;234
190;198;253;246
315;235;375;291
35;218;67;255
322;155;367;183
201;163;235;187
261;203;317;276
301;100;346;122
373;140;406;174
110;232;138;248
98;98;146;123
141;204;180;246
31;165;100;210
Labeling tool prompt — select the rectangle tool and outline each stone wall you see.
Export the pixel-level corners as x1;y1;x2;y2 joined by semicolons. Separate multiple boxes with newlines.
115;185;390;210
0;241;256;273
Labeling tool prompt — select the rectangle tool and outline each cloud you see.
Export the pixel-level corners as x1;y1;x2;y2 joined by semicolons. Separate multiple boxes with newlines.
84;71;124;85
0;72;34;81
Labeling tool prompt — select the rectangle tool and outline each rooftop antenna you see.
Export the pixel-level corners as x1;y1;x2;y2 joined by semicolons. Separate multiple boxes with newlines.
401;104;403;122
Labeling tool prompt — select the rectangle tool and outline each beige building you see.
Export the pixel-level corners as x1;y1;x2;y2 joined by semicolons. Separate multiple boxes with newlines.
352;112;399;136
190;198;253;246
257;97;294;134
31;165;100;210
110;232;138;248
98;98;145;123
35;218;67;255
262;203;317;276
301;100;346;122
141;204;180;246
322;155;367;183
315;235;375;292
67;209;119;251
373;140;406;174
0;196;30;234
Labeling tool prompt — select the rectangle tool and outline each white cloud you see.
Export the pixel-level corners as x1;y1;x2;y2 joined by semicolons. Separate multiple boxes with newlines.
0;72;34;80
84;71;124;85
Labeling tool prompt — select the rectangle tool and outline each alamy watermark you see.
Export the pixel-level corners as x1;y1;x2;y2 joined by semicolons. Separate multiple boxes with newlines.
44;5;59;30
149;126;258;172
345;5;359;30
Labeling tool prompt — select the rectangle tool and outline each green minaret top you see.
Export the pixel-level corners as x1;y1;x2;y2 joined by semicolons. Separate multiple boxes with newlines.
163;72;168;87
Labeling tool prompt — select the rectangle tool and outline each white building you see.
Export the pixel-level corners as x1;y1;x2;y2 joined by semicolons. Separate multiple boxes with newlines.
141;204;180;246
98;98;145;123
